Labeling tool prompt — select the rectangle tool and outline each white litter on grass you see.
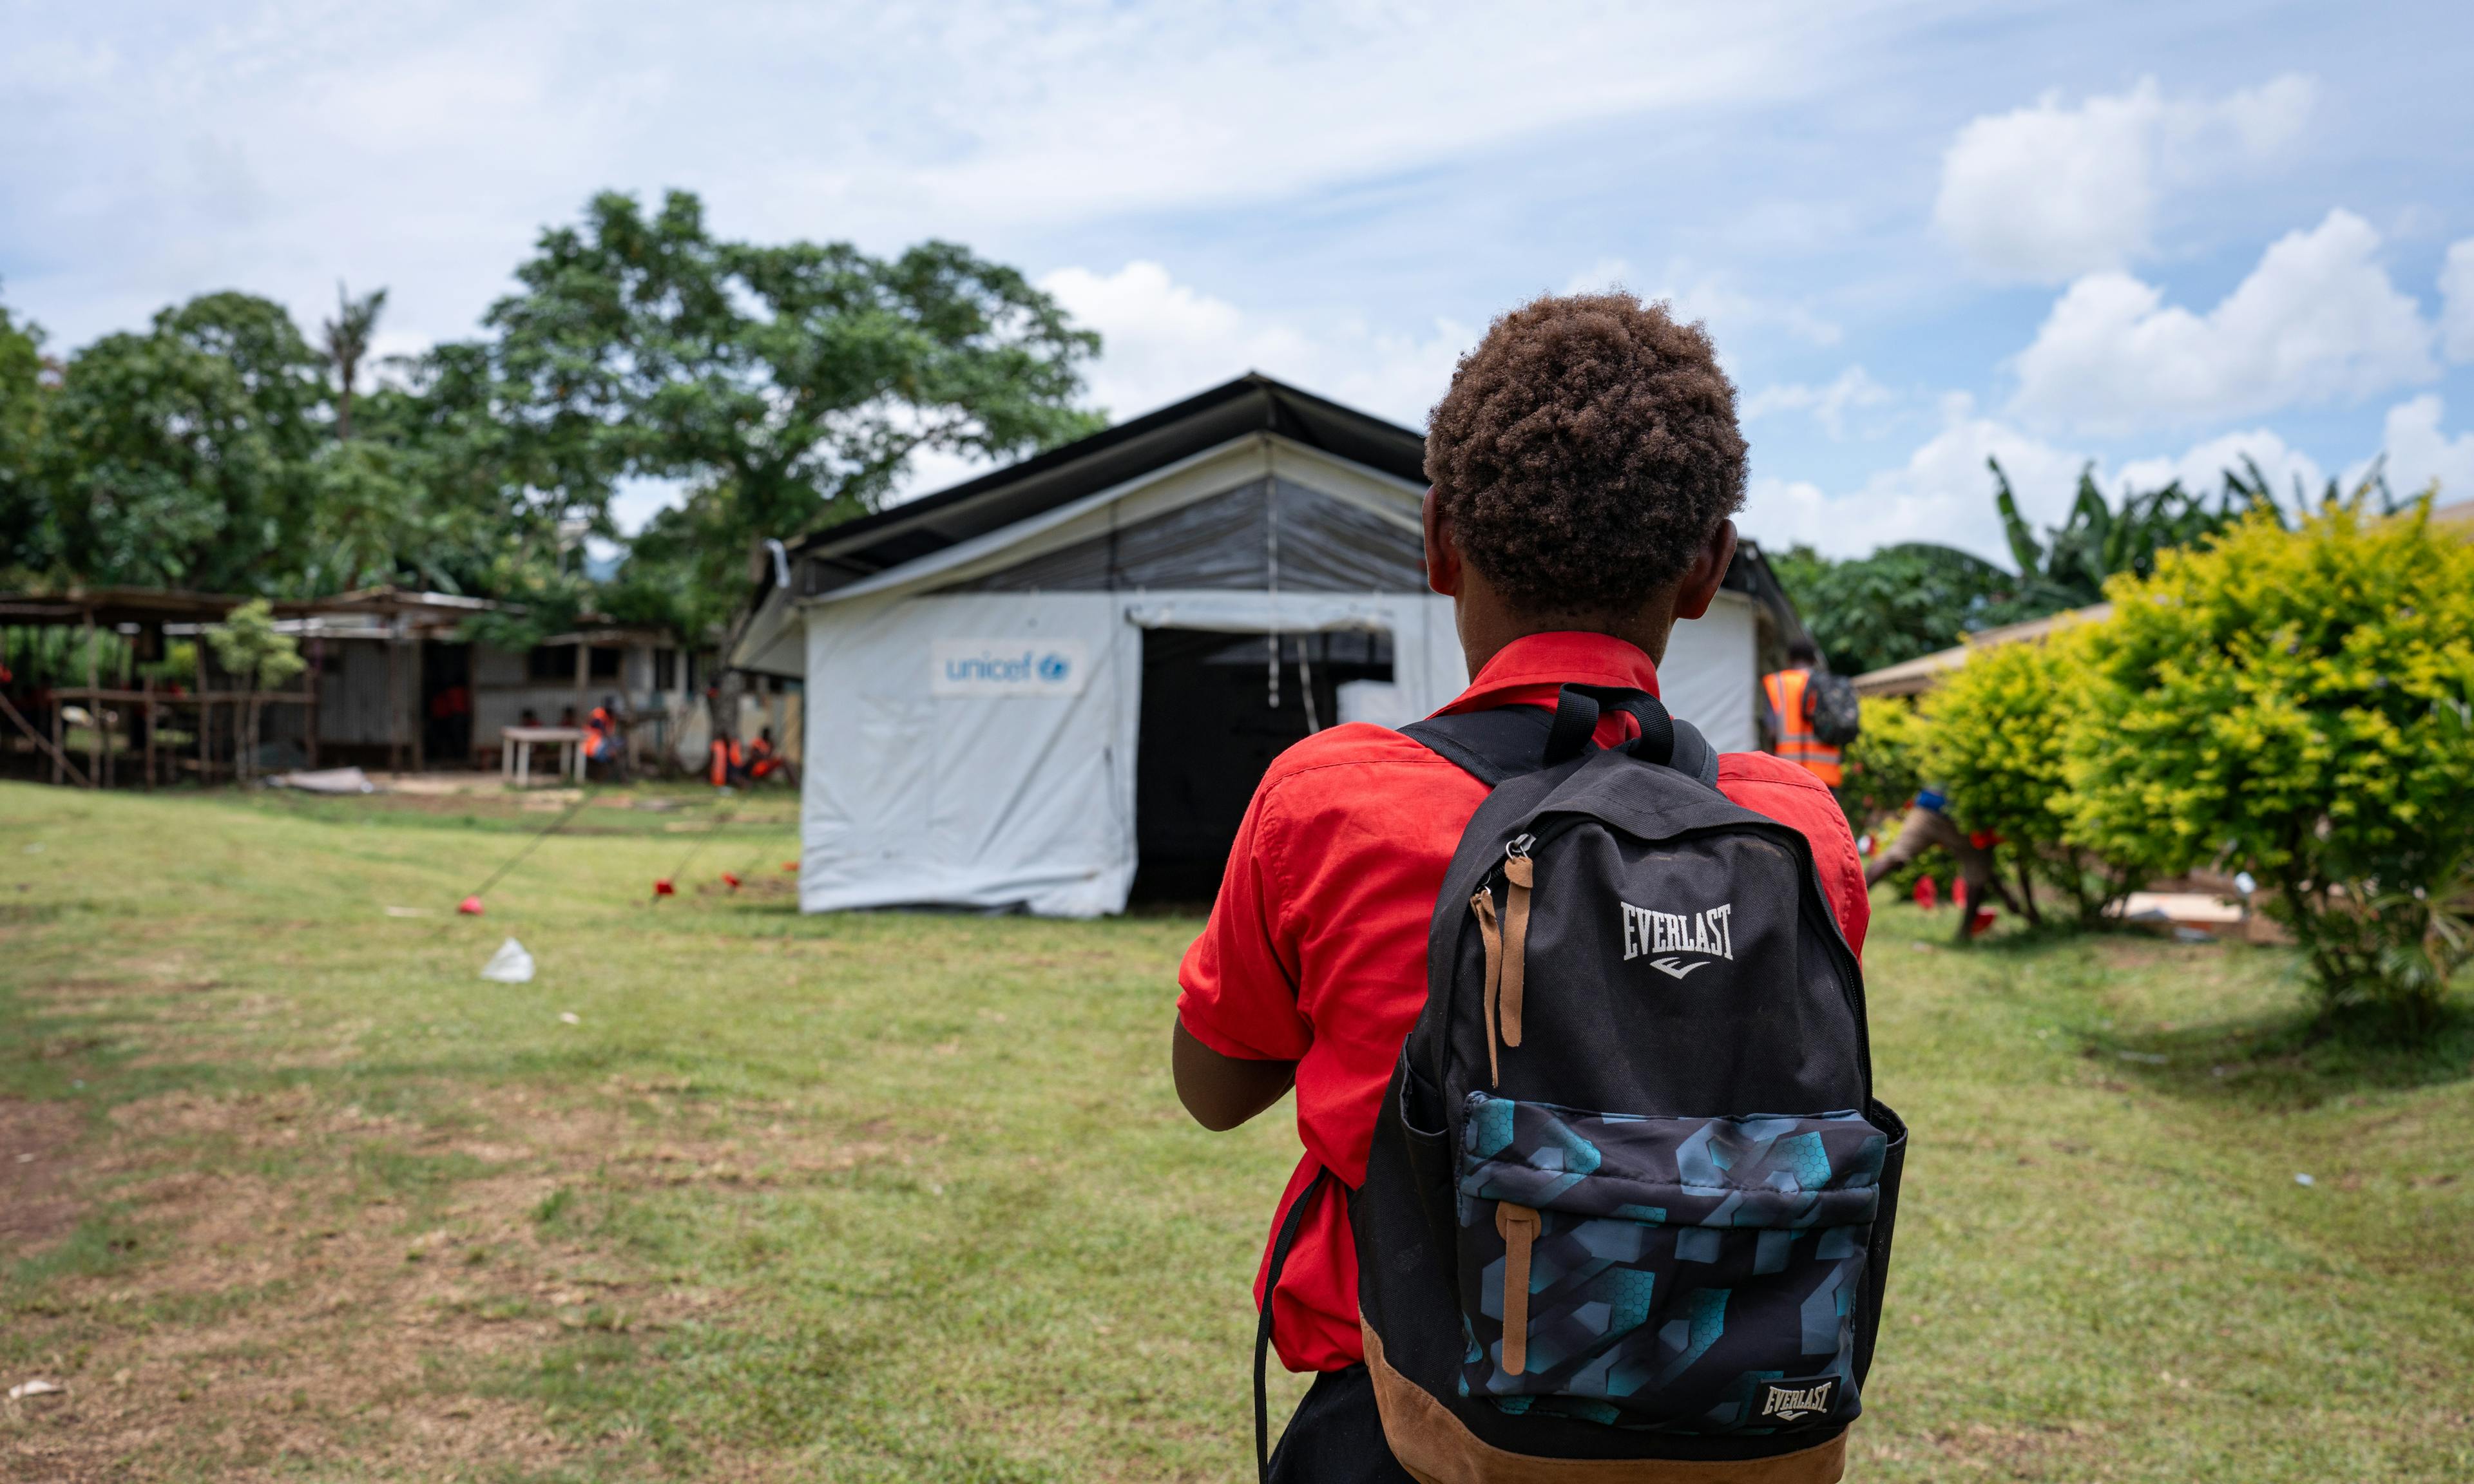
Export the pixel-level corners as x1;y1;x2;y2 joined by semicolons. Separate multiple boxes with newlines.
383;906;432;918
559;1011;580;1025
2294;1173;2316;1186
479;938;535;984
8;1378;64;1400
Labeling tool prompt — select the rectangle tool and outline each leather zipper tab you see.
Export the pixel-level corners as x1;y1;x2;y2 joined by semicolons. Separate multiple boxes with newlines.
1470;889;1504;1085
1495;1201;1540;1376
1500;846;1533;1049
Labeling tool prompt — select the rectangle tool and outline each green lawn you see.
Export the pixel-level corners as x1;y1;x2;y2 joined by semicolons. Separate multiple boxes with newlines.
3;781;2470;1481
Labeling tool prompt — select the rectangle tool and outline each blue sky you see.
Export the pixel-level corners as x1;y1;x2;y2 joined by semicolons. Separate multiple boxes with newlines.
5;0;2471;561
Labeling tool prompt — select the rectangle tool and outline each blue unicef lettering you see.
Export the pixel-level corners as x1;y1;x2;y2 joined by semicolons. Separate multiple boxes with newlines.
941;648;1073;688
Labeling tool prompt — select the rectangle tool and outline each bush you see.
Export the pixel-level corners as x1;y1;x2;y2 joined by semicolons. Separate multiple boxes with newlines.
1923;620;2146;927
1840;695;1928;834
2069;500;2474;1028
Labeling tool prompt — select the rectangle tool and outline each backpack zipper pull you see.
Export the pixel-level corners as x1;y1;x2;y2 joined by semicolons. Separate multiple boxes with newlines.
1495;1201;1540;1376
1499;839;1533;1049
1470;889;1504;1086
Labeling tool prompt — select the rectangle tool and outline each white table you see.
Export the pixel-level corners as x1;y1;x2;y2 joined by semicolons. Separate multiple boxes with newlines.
500;725;586;786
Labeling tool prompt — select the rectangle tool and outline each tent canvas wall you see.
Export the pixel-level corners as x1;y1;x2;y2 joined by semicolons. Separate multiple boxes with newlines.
734;375;1790;917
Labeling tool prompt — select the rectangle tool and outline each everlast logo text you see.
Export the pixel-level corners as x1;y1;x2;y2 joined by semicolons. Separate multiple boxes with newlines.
1756;1379;1836;1422
1620;900;1734;979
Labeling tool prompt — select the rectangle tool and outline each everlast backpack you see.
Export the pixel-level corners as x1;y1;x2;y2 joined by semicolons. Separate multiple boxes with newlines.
1804;671;1863;748
1257;685;1904;1484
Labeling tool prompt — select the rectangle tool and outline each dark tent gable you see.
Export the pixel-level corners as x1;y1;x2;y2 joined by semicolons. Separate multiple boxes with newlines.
937;477;1425;595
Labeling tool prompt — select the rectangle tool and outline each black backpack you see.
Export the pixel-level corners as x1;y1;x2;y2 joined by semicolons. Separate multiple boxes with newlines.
1805;671;1863;748
1258;685;1904;1483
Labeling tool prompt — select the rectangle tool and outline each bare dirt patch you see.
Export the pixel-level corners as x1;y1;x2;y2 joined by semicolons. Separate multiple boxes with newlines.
0;1098;81;1255
3;1080;881;1481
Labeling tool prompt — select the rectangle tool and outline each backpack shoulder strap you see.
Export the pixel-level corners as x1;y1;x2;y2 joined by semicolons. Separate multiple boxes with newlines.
1402;697;1720;790
1398;705;1556;787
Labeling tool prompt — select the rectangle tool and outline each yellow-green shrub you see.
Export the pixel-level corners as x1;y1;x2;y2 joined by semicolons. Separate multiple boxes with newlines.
1921;618;2146;924
1840;695;1928;833
2067;500;2474;1025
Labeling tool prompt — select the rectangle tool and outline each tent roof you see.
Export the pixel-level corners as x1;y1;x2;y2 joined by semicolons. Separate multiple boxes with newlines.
731;372;1817;674
774;373;1428;603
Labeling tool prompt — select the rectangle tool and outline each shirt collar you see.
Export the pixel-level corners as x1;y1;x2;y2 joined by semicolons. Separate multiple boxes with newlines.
1437;630;1661;715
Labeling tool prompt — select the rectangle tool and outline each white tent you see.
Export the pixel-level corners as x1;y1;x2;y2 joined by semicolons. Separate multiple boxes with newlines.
734;376;1807;917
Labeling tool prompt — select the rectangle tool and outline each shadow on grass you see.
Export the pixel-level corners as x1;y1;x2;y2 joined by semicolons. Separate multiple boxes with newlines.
2093;994;2474;1111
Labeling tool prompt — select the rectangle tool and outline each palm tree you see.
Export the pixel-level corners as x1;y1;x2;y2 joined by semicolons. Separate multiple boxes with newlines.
320;283;387;441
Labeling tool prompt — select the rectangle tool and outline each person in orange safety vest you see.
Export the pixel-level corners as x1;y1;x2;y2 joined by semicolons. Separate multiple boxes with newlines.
1761;638;1841;786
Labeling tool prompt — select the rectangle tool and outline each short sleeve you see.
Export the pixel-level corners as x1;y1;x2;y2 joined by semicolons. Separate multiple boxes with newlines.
1176;777;1313;1062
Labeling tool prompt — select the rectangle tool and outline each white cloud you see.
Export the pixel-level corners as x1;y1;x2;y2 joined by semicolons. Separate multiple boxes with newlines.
2114;428;2324;502
1743;394;2088;559
1742;366;1891;438
2009;209;2437;435
2372;394;2474;504
1039;260;1468;429
1934;75;2317;283
1745;397;2369;563
2440;239;2474;363
1562;258;1839;352
0;2;1844;354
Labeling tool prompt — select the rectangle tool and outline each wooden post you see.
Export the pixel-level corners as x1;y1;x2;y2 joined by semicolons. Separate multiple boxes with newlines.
387;635;402;774
143;676;157;789
82;607;99;788
410;634;425;773
304;635;321;770
572;636;588;727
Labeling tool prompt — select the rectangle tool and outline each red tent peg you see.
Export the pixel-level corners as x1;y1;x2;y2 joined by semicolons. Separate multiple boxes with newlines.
1913;876;1939;911
652;879;676;897
721;872;742;889
782;861;799;873
457;896;484;916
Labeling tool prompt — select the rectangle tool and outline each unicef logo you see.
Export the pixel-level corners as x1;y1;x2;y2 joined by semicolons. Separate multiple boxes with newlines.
933;640;1091;696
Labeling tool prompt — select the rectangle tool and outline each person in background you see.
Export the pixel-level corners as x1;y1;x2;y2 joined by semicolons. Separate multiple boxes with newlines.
1864;783;2015;940
1761;637;1841;788
584;695;629;782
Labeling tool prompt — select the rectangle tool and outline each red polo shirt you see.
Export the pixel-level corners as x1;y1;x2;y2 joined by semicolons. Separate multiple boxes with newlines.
1176;631;1871;1373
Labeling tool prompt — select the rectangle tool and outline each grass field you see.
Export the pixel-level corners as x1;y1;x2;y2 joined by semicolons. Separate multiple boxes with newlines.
3;781;2471;1482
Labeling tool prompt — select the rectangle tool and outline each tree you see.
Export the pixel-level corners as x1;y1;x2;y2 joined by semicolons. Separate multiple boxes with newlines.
207;597;307;779
1991;457;2280;613
1769;542;2024;676
320;283;387;441
0;289;49;582
464;189;1103;643
38;292;327;593
2067;496;2474;1031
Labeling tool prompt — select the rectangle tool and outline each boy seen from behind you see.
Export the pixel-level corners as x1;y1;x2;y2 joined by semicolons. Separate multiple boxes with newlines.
1172;293;1872;1481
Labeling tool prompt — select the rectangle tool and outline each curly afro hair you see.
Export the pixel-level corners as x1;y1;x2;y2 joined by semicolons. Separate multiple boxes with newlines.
1425;292;1745;616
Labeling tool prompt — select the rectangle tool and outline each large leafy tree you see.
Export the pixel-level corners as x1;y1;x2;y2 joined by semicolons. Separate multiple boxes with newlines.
1769;541;2024;676
38;292;328;593
465;189;1103;640
0;291;48;581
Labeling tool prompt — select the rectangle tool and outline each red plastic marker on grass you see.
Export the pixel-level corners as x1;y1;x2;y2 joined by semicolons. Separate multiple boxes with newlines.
457;896;484;916
721;872;742;889
652;879;676;897
782;861;799;873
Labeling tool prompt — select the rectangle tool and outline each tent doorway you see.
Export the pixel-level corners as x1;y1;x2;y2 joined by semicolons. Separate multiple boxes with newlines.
1131;627;1394;903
